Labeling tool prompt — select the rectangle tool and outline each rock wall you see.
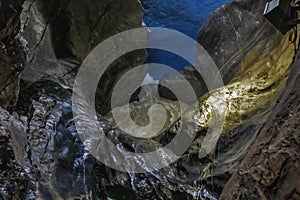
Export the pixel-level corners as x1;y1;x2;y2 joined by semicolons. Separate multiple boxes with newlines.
220;52;300;200
193;0;300;197
21;0;147;115
0;107;28;199
198;0;275;83
0;0;299;199
0;0;26;110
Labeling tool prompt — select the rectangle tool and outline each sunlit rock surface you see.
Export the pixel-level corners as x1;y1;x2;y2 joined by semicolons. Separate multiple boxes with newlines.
220;51;300;200
184;0;297;193
198;0;278;83
182;28;295;193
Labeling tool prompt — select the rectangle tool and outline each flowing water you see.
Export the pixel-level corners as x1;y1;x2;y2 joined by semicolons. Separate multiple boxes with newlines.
141;0;232;78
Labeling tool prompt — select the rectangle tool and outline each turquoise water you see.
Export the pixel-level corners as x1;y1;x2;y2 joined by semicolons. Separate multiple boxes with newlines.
141;0;231;77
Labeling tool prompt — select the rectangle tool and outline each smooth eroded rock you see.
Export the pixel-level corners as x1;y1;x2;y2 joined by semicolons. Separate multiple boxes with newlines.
21;0;147;115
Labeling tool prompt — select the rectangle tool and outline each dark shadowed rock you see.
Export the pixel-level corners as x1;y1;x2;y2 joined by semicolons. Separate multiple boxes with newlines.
21;0;147;115
0;0;26;110
0;107;29;199
158;66;208;103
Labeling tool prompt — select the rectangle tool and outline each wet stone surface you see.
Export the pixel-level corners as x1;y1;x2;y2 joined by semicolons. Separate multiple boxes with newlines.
0;0;299;199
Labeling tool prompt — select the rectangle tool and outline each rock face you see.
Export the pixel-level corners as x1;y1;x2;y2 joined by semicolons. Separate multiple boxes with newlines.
105;84;189;138
158;66;208;103
0;107;28;199
70;15;296;200
169;28;295;194
0;0;299;199
9;81;98;199
198;0;276;83
184;0;299;194
21;0;147;115
220;55;300;200
0;0;26;110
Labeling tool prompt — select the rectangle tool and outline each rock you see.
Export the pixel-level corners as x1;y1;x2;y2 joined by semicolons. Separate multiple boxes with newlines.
0;0;24;40
158;66;207;103
155;1;295;189
19;81;97;199
105;84;189;138
27;94;62;199
198;0;276;83
219;51;300;200
177;0;297;194
0;0;26;110
21;0;147;115
97;0;297;198
0;107;29;199
0;0;298;199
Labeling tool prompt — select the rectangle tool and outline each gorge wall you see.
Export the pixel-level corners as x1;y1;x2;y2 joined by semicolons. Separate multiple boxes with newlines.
0;0;299;199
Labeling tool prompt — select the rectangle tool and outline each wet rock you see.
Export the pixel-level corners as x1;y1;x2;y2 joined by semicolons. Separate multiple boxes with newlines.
162;0;296;195
19;81;97;199
158;66;208;103
26;94;62;198
78;0;297;198
198;0;276;83
220;52;300;200
0;0;26;110
0;107;29;199
21;0;147;115
0;0;24;40
0;0;297;199
105;84;189;138
54;122;97;199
